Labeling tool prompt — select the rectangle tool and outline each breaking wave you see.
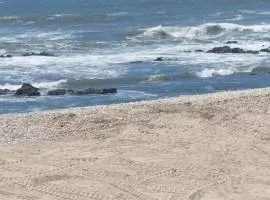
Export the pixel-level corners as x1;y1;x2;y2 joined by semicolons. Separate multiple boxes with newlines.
0;80;67;90
130;23;270;41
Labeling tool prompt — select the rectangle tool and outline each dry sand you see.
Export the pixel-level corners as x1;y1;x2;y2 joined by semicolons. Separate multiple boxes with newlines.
0;88;270;200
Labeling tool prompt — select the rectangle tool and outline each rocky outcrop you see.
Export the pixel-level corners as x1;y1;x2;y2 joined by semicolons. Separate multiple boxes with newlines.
15;83;41;96
47;88;117;96
22;51;56;57
207;46;259;54
0;89;9;95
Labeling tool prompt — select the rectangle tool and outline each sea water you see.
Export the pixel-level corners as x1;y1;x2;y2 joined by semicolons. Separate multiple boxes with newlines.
1;0;270;114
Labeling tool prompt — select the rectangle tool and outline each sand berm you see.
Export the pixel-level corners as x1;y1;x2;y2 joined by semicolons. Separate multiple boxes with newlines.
0;88;270;200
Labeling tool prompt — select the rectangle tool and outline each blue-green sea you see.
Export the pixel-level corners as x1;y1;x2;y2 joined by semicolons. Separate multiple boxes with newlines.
1;0;270;114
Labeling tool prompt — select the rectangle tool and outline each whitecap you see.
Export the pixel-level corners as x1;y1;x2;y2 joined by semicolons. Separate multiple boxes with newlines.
0;80;67;90
133;23;270;41
107;12;128;17
258;11;270;15
227;14;244;21
196;68;234;78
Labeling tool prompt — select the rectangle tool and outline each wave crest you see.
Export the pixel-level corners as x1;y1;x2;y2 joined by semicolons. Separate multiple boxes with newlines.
131;23;270;41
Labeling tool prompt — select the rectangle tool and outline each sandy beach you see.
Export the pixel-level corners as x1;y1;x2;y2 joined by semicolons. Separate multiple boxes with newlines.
0;88;270;200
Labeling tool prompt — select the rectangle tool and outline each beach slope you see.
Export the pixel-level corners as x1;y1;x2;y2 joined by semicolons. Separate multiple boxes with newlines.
0;88;270;200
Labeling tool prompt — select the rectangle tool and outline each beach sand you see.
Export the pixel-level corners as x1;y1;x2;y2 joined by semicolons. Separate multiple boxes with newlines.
0;88;270;200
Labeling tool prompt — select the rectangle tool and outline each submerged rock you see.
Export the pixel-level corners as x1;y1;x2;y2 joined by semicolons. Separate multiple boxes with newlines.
48;88;117;96
129;61;144;64
15;83;41;96
207;46;232;53
76;88;117;95
245;50;259;54
22;51;56;57
194;49;204;52
260;48;270;53
0;89;9;95
231;47;245;53
226;41;238;44
207;46;259;54
0;55;12;58
47;89;75;96
154;57;164;61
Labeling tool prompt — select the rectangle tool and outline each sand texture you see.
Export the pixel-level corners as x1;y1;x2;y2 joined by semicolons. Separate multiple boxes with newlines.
0;88;270;200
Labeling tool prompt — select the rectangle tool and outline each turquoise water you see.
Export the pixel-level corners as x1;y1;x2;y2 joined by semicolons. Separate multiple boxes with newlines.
1;0;270;114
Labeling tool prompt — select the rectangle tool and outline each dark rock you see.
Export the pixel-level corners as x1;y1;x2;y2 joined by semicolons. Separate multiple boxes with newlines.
87;88;102;95
15;83;41;96
39;51;55;56
249;72;257;76
102;88;117;94
47;89;75;96
195;49;204;52
0;89;9;95
183;50;192;53
260;48;270;53
207;46;232;53
245;50;259;54
207;46;258;54
48;89;67;96
0;54;12;58
48;88;117;96
76;88;117;95
22;51;56;57
154;57;163;61
129;61;144;64
226;41;238;44
231;47;245;53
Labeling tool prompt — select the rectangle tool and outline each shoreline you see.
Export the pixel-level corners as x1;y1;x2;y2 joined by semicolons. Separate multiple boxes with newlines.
0;87;270;199
1;87;270;144
2;86;270;115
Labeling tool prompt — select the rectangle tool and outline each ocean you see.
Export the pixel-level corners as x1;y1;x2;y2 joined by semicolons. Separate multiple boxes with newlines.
1;0;270;114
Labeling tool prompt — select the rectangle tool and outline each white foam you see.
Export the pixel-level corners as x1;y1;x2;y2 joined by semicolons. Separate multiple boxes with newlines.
17;30;74;41
0;54;129;83
238;10;256;14
0;79;67;90
107;12;128;17
227;14;244;21
0;83;21;90
53;13;80;17
135;23;270;41
0;16;18;20
0;30;75;44
196;68;234;78
0;48;6;54
258;11;270;15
